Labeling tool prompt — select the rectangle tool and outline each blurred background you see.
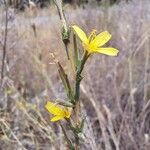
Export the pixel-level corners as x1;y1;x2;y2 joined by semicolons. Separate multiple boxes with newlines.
0;0;150;149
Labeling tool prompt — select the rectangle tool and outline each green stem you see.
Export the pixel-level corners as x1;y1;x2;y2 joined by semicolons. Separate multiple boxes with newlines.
73;51;89;150
74;51;89;101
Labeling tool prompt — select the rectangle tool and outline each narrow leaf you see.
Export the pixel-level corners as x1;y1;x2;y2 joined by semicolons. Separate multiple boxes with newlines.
58;62;74;102
73;33;79;70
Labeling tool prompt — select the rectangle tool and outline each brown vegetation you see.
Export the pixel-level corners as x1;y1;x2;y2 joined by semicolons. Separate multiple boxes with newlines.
0;0;150;149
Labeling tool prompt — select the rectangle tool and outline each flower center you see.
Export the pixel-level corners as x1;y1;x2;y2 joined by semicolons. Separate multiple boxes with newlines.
64;109;70;118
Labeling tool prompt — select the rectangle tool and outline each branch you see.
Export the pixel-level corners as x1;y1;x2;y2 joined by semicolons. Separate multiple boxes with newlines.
1;0;8;86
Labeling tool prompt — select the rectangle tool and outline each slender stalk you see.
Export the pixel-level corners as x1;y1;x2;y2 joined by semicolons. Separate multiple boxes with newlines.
1;0;8;86
74;51;89;101
73;51;89;149
143;37;149;103
53;0;70;59
74;100;80;150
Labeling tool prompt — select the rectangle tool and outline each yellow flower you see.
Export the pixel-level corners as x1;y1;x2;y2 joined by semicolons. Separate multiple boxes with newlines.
45;101;71;122
72;25;119;56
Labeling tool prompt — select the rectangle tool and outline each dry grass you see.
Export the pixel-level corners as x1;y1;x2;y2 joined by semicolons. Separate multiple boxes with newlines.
0;0;150;149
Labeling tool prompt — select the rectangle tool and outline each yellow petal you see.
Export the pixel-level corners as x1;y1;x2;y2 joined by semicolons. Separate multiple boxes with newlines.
91;31;112;47
72;25;88;44
95;47;119;56
51;115;64;122
45;101;65;116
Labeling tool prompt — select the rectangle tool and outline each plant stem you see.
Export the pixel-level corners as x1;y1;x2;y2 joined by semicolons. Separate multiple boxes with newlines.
1;0;8;86
75;51;89;101
73;51;89;149
53;0;70;59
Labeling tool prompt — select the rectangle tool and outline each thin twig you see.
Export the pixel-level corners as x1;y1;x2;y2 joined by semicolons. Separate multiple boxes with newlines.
143;35;150;103
128;56;135;118
0;119;27;150
53;0;70;59
1;0;8;86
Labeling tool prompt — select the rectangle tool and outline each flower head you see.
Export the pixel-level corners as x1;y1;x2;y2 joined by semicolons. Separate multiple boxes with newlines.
72;25;119;56
45;101;71;122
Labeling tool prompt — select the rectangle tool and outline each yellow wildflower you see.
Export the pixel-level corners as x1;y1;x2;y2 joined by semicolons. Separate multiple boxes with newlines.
45;101;71;122
72;25;119;56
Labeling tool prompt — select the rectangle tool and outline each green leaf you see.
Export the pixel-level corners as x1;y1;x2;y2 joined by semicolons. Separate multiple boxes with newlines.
79;118;85;132
73;33;80;70
58;62;74;103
